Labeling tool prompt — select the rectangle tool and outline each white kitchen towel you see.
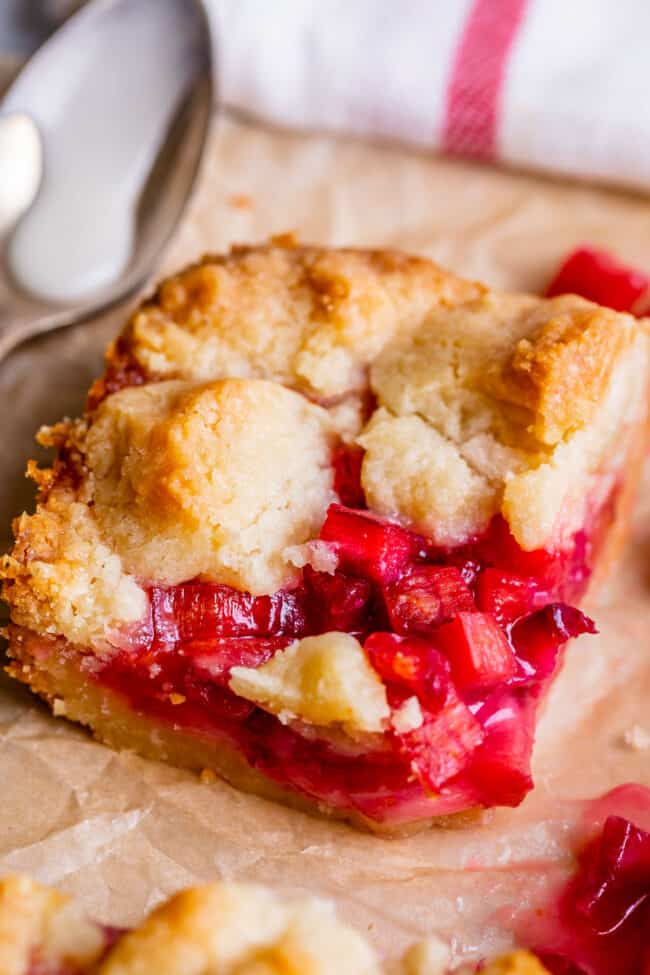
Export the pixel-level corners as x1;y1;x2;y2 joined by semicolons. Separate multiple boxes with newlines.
5;1;650;195
210;0;650;195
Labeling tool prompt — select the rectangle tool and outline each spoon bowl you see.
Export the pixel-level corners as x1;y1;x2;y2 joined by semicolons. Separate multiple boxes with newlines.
0;0;213;360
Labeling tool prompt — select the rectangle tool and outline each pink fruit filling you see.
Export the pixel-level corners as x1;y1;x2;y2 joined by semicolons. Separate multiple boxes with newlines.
87;469;610;826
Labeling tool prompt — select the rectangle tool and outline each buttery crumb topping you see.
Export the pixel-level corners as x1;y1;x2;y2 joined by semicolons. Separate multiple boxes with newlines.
86;378;335;595
1;484;147;648
363;297;648;549
3;240;648;648
125;242;481;408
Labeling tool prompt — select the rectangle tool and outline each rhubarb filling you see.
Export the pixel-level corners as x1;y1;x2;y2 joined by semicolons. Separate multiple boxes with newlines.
14;447;616;827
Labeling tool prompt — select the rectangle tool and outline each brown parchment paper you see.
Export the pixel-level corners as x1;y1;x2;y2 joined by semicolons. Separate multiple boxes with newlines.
2;113;650;965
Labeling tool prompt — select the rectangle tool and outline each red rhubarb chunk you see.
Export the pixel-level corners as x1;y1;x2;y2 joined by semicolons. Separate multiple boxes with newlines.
303;567;373;633
384;565;475;635
149;582;308;646
468;515;562;590
364;632;450;710
510;604;596;682
574;815;650;936
435;612;518;691
319;504;417;584
465;687;535;806
476;568;538;625
332;444;366;508
545;245;649;313
400;684;485;791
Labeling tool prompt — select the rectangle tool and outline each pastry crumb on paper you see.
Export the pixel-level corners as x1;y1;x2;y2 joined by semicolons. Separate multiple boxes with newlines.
622;723;650;751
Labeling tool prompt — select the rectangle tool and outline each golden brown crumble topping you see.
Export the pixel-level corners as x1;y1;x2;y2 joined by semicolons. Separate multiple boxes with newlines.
2;238;648;646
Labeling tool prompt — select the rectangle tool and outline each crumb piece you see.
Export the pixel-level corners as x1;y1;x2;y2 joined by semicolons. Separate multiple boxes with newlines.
400;935;450;974
52;697;67;716
230;632;390;735
391;696;423;734
358;409;496;547
367;297;648;551
1;488;147;649
199;768;218;785
285;540;338;574
228;193;254;210
168;693;186;706
623;724;650;751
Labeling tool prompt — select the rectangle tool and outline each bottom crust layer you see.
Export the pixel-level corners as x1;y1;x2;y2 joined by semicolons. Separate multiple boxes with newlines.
6;634;486;836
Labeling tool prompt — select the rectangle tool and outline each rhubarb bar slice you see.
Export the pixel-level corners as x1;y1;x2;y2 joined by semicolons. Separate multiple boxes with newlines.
0;872;551;974
2;240;648;832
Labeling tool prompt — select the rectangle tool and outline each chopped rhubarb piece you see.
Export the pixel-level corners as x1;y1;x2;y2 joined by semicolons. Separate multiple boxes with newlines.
149;583;308;646
466;515;564;590
465;688;535;806
574;815;650;936
332;444;366;508
545;245;649;313
319;504;417;584
384;565;475;635
400;685;485;790
303;567;373;633
364;632;450;710
435;612;518;691
476;569;538;625
511;604;596;682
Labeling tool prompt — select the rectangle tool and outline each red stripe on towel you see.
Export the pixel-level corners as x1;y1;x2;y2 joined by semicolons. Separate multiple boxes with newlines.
442;0;528;159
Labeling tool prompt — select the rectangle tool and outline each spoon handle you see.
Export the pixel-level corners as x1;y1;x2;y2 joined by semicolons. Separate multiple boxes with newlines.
0;293;75;363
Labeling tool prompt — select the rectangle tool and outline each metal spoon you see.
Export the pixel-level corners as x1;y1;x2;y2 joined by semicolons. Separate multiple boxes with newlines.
0;0;213;361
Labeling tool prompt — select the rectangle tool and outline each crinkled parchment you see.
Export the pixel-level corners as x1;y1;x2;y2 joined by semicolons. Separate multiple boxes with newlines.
2;112;650;965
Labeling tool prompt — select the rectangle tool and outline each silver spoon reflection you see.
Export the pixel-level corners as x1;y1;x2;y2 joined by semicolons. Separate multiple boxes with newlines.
0;0;213;361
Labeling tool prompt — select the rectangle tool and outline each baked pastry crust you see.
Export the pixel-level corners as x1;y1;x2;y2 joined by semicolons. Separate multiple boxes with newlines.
6;242;647;631
0;872;548;974
89;238;482;407
2;238;648;832
0;874;108;975
85;378;335;595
